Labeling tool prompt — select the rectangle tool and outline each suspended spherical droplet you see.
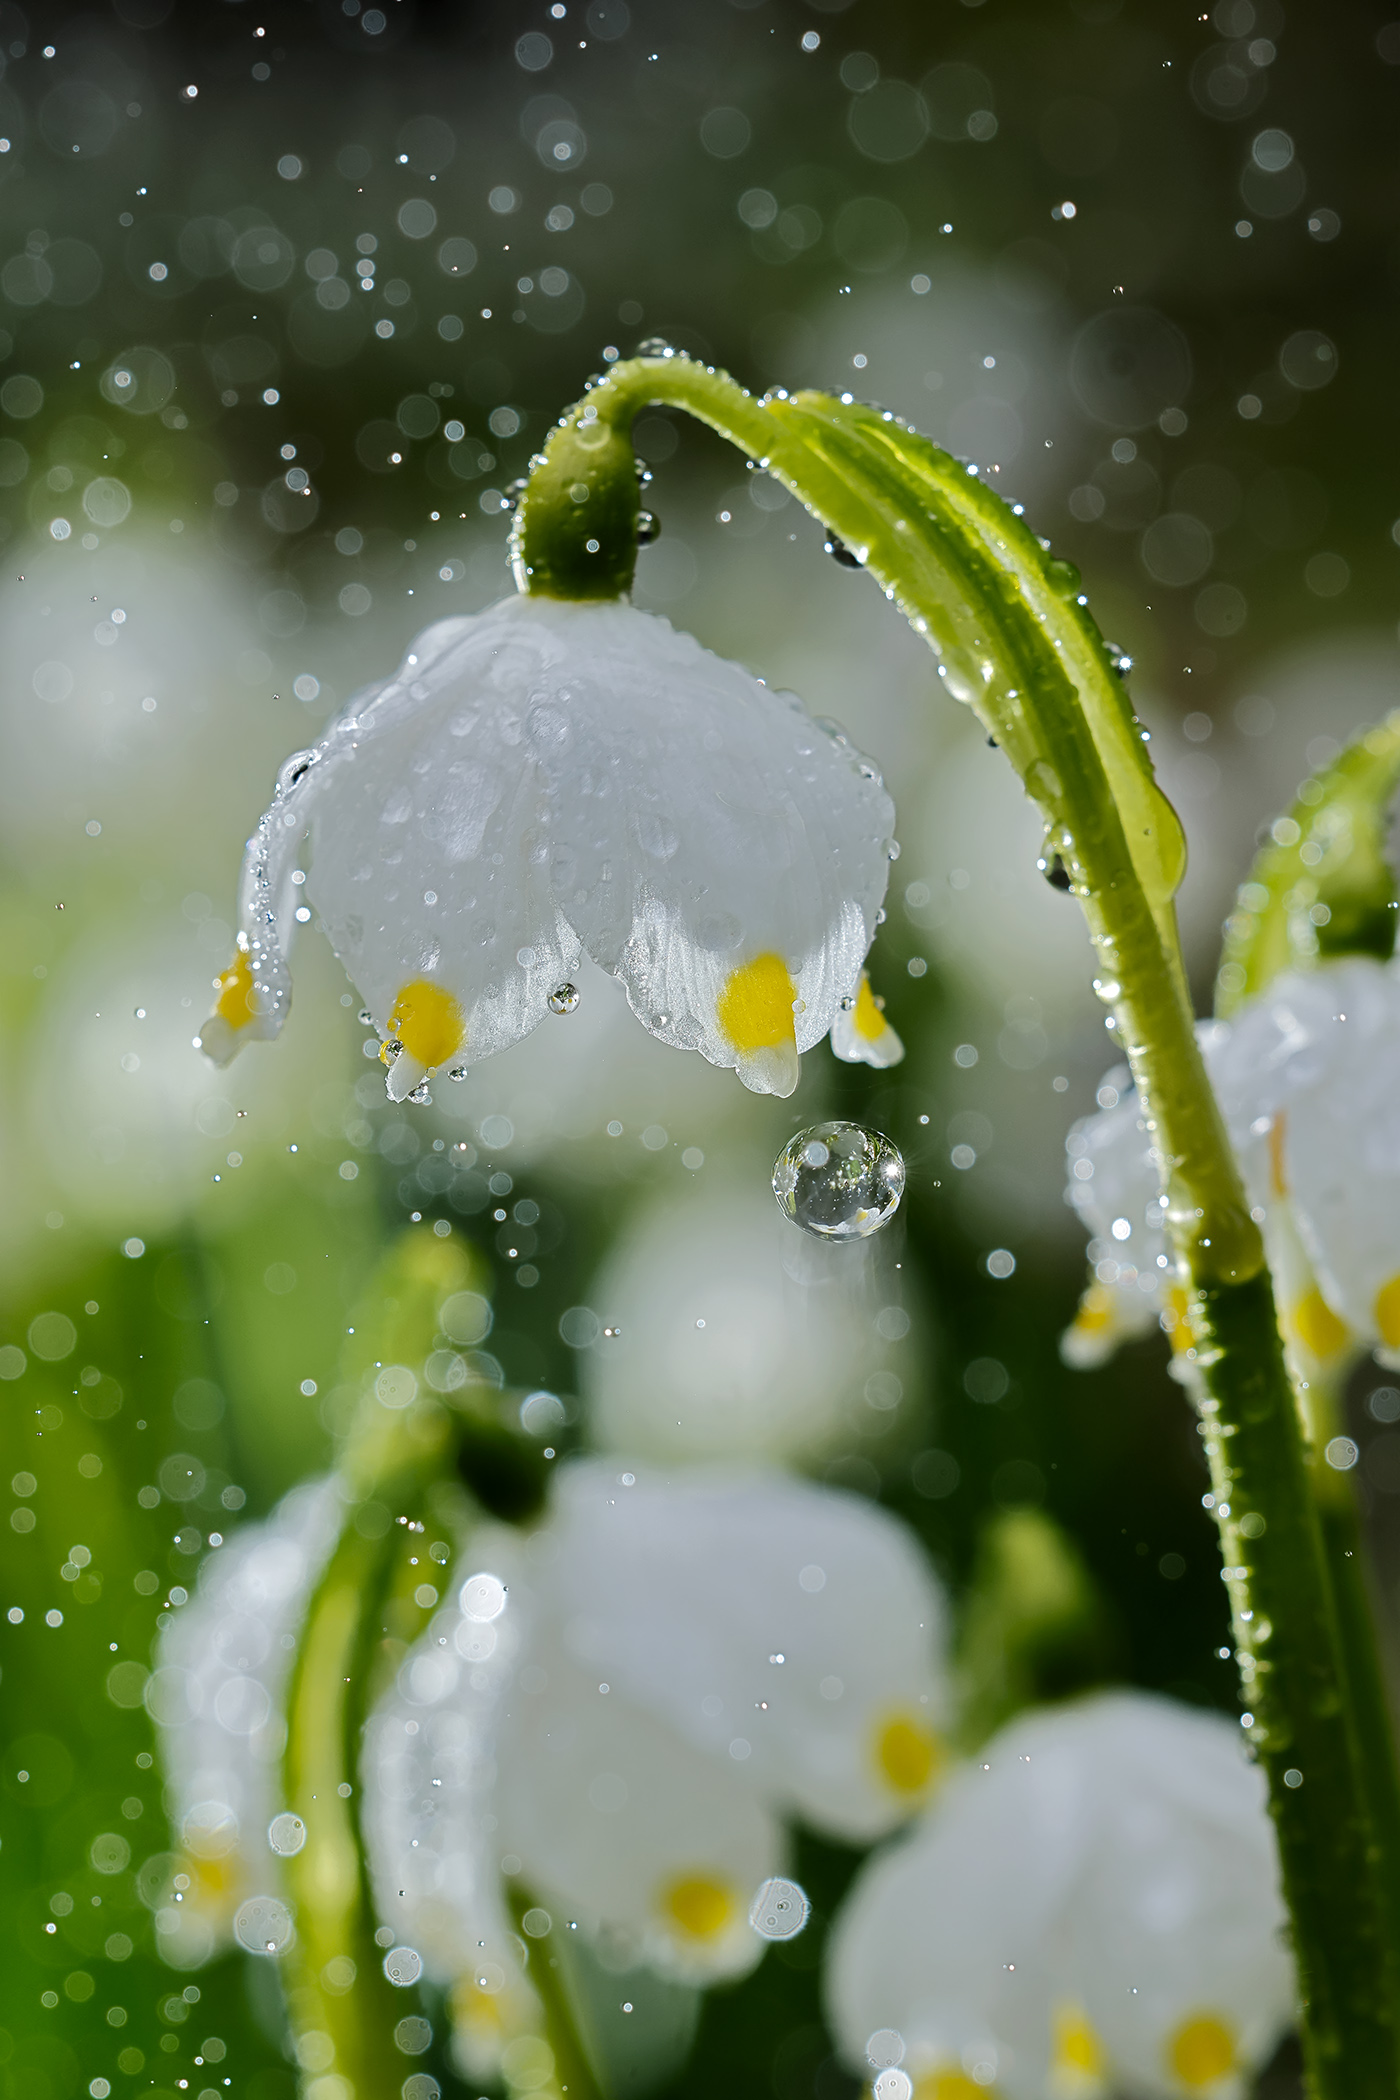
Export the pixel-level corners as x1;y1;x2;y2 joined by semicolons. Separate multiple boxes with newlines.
636;510;661;544
233;1894;293;1955
772;1120;905;1240
267;1812;306;1857
749;1875;811;1940
406;1081;432;1105
548;982;580;1014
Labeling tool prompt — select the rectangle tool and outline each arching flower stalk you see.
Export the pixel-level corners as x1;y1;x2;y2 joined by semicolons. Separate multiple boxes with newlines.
197;348;1400;2091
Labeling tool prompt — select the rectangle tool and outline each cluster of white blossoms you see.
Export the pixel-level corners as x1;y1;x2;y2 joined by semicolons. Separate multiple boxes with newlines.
153;1457;950;2081
827;1692;1293;2100
198;597;903;1103
1064;955;1400;1378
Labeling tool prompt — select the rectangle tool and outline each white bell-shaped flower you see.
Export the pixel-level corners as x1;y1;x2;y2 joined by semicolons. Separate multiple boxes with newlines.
148;1476;343;1966
826;1691;1294;2100
1063;957;1400;1371
583;1177;918;1463
198;594;897;1103
367;1459;949;2013
156;1459;949;2075
534;1460;950;1841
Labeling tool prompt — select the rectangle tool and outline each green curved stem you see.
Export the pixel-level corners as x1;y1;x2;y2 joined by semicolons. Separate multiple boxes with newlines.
280;1401;455;2100
517;357;1400;2093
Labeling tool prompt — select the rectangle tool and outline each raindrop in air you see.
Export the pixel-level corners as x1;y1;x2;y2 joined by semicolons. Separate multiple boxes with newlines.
548;982;579;1014
267;1812;307;1857
823;530;862;568
233;1894;294;1955
772;1120;905;1240
749;1876;811;1940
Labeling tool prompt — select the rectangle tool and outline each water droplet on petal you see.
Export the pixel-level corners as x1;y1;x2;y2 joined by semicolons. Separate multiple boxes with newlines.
358;1008;374;1026
772;1120;905;1240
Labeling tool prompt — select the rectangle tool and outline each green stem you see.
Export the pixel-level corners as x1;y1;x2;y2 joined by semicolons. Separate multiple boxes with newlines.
517;356;1400;2093
281;1398;455;2099
507;1886;610;2100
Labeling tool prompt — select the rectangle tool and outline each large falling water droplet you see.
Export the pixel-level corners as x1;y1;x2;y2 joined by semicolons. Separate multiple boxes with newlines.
772;1120;905;1240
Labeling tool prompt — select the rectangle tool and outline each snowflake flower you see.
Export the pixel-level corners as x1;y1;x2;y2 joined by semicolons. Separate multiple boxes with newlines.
369;1461;950;2022
1063;956;1400;1374
197;596;898;1102
152;1459;949;2084
826;1691;1293;2100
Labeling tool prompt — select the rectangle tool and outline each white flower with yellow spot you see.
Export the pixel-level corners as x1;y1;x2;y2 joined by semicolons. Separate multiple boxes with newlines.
825;1691;1294;2100
198;595;899;1103
1063;957;1400;1377
368;1458;951;2011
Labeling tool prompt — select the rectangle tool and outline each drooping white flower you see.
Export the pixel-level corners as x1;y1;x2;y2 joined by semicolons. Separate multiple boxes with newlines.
369;1459;952;2023
153;1457;950;2081
146;1476;344;1967
826;1691;1294;2100
198;594;898;1103
1063;956;1400;1374
583;1177;918;1463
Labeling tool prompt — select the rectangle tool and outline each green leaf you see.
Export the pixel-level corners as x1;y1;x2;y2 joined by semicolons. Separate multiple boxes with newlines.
1215;712;1400;1016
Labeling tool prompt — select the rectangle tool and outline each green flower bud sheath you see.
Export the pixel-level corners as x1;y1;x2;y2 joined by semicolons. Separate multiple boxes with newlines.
513;355;1400;2094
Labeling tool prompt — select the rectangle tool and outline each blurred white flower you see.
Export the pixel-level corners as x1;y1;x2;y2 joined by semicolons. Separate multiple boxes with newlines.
198;594;898;1102
15;909;350;1255
368;1459;950;2065
146;1477;343;1968
584;1177;919;1463
826;1691;1293;2100
1064;957;1400;1375
152;1458;948;2076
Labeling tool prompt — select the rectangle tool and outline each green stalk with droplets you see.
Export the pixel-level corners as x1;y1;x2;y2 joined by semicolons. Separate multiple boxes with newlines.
1215;715;1400;1977
514;356;1400;2094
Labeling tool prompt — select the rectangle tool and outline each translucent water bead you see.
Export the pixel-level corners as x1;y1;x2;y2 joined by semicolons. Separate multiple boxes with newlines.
772;1121;906;1240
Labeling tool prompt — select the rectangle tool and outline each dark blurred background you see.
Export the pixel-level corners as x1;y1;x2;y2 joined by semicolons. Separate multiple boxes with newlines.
1;1;1397;2096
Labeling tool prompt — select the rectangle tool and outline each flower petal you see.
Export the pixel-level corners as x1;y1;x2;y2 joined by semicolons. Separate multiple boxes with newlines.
153;1476;344;1951
830;971;905;1070
492;1621;785;1985
539;1459;951;1840
197;746;320;1064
